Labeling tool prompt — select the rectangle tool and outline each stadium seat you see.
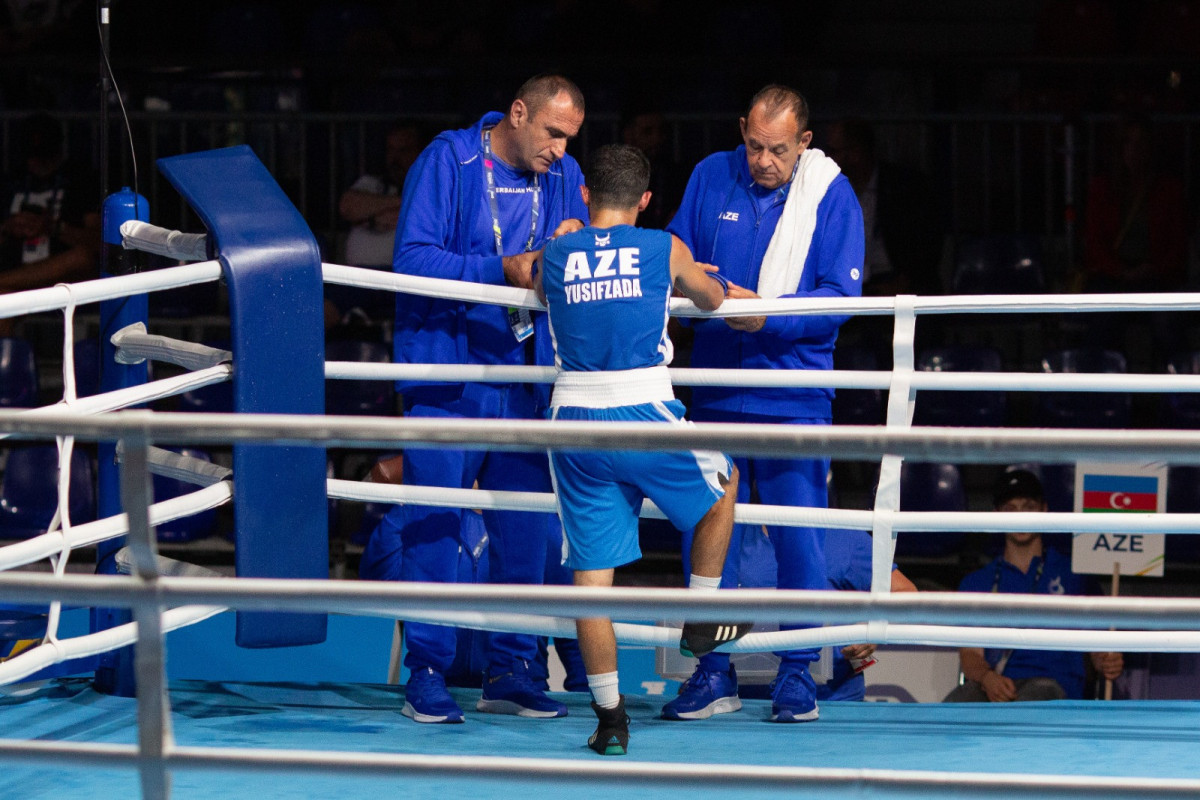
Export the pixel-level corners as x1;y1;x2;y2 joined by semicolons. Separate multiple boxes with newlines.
895;462;967;557
0;445;95;539
951;234;1046;295
1017;462;1075;514
0;337;39;408
831;345;885;426
913;345;1006;427
1036;347;1131;429
325;339;395;416
72;338;100;398
1166;466;1200;564
152;448;218;543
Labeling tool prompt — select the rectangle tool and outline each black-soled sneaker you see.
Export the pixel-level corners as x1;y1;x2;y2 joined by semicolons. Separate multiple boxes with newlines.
588;695;630;756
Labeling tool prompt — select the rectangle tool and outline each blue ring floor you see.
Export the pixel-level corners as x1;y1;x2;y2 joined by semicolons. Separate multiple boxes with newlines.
2;679;1200;799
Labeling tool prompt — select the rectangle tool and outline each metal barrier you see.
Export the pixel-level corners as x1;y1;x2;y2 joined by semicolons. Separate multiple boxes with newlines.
1;110;1195;263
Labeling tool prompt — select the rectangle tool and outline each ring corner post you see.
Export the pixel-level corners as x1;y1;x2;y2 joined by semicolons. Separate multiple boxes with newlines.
92;187;151;697
158;145;329;649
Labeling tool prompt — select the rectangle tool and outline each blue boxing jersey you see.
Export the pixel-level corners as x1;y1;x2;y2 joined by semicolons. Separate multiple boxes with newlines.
541;224;674;373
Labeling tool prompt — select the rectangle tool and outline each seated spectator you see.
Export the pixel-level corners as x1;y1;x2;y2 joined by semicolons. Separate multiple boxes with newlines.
944;469;1124;702
824;117;945;297
1083;115;1188;296
339;121;425;269
0;112;100;334
328;120;425;329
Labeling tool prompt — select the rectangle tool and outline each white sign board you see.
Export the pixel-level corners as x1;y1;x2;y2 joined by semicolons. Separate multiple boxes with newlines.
1071;461;1166;577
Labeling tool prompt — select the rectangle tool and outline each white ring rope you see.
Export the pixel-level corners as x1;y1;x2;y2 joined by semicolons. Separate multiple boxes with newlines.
8;411;1200;465
12;364;231;425
5;574;1200;632
353;607;1200;655
0;261;222;320
328;478;1200;535
0;482;232;572
0;742;1195;800
320;261;1200;316
0;603;224;686
327;360;1200;393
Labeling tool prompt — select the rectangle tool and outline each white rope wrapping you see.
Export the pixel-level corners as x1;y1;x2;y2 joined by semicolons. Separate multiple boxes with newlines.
119;220;209;262
111;322;232;371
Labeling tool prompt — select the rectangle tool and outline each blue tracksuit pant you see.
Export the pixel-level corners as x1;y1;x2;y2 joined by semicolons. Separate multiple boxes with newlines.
390;382;566;675
680;408;829;675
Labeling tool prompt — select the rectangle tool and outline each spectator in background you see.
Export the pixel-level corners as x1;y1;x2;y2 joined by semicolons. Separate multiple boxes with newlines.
0;112;100;335
1081;115;1189;363
329;121;426;329
944;469;1124;702
1083;115;1189;296
340;121;425;269
824;117;945;297
621;102;684;230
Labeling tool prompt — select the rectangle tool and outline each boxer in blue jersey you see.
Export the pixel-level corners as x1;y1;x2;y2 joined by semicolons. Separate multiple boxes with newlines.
537;144;752;755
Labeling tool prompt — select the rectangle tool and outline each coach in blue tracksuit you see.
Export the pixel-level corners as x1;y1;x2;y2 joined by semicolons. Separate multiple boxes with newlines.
383;75;588;724
663;84;865;724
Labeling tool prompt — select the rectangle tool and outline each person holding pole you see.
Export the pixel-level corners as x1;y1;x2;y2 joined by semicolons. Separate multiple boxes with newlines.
944;469;1125;702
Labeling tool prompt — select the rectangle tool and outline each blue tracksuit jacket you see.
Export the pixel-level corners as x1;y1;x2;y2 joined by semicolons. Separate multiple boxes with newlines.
668;146;864;419
391;111;587;402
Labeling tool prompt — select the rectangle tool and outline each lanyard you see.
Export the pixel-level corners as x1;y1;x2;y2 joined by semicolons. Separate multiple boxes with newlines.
482;127;540;256
992;557;1045;593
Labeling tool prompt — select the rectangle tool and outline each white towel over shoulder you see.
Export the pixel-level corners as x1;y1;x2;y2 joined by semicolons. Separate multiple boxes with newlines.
755;148;841;299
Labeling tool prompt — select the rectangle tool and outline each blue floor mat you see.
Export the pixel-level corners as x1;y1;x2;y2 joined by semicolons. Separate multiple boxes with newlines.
1;679;1198;799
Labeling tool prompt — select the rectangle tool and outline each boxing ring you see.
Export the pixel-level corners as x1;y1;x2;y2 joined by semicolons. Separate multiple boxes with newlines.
1;146;1200;798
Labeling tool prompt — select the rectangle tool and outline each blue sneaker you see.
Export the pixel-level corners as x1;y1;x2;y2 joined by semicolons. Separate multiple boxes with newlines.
660;664;741;720
476;659;567;718
402;667;464;724
769;669;819;723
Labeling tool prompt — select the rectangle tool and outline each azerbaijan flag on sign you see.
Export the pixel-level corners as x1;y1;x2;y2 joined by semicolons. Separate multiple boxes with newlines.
1081;474;1159;512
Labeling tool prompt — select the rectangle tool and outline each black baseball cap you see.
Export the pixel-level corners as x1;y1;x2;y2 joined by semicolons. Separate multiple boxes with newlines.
993;468;1044;507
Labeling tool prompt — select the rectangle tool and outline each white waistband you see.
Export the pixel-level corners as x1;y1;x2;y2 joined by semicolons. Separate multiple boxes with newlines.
551;365;675;409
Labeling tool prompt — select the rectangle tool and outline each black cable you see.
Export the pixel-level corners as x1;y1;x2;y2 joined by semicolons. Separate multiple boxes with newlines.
95;0;139;219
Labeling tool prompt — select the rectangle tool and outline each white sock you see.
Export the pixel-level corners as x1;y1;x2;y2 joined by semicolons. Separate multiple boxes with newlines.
689;573;721;591
588;672;620;709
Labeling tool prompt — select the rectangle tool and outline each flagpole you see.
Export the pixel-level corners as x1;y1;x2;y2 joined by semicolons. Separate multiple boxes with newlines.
1104;561;1119;701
